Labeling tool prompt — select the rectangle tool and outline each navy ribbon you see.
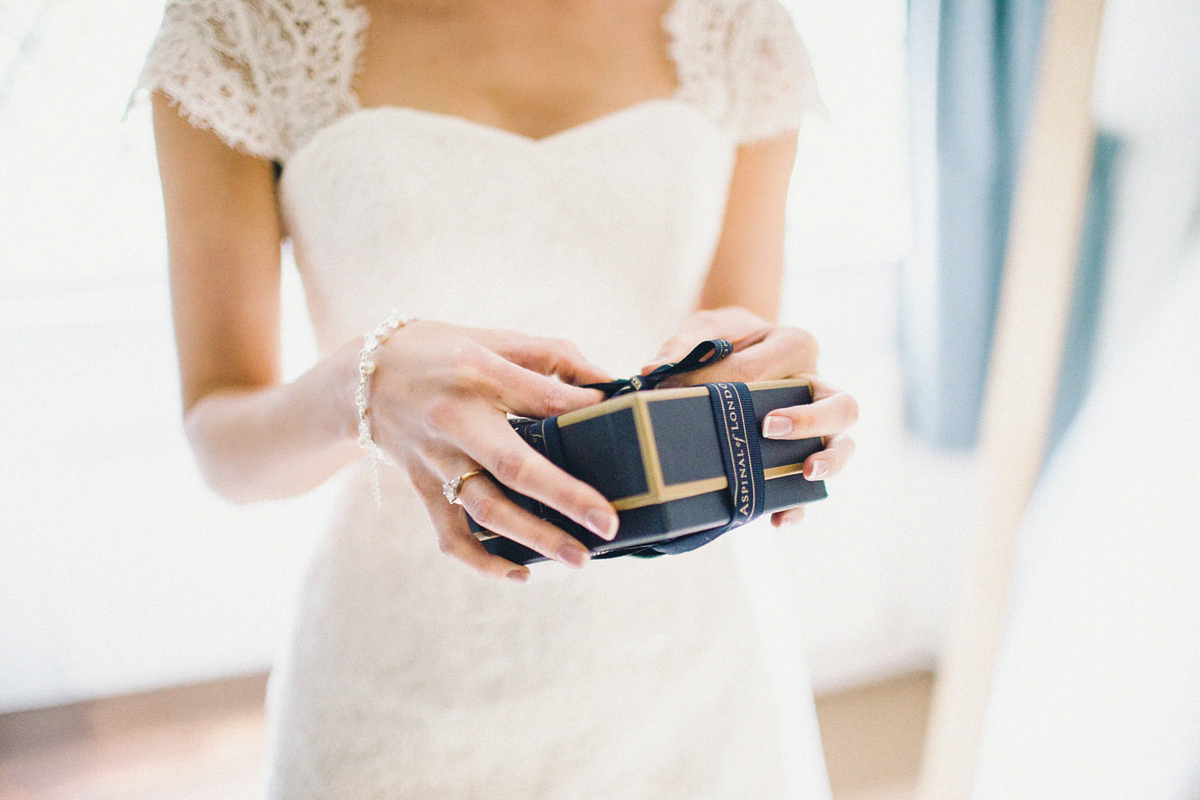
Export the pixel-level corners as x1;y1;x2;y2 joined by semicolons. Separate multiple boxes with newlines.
644;381;766;555
583;339;734;398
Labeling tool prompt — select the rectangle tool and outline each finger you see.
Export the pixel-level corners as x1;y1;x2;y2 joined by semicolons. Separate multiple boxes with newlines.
809;376;851;402
646;326;813;390
479;351;606;418
481;332;613;385
642;332;714;375
761;380;859;440
408;460;530;582
643;324;727;372
802;433;855;481
770;506;806;527
698;326;819;383
455;473;593;568
453;410;620;541
640;307;769;374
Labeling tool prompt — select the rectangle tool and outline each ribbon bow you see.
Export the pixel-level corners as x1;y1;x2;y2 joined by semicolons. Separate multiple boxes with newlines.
584;339;734;398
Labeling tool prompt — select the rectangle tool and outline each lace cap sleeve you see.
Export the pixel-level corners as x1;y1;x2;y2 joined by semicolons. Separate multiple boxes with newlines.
666;0;823;143
134;0;366;163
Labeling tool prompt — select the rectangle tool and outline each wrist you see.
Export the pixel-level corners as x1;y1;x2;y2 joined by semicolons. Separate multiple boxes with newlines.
351;309;418;504
329;336;365;447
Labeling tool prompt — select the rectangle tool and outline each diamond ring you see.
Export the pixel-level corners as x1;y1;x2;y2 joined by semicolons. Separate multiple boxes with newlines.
443;469;485;505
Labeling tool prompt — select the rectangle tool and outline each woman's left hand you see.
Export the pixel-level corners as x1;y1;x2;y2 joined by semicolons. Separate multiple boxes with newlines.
642;306;858;528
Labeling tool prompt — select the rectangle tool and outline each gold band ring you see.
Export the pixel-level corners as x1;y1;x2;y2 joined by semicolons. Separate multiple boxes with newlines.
442;469;486;505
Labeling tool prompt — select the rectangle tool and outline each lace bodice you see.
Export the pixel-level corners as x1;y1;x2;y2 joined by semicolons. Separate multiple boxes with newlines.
136;0;820;163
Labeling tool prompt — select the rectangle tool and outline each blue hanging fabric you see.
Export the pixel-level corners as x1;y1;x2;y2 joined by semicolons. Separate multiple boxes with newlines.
901;0;1116;451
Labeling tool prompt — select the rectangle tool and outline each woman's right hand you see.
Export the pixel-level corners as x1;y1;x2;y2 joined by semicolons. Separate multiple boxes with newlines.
362;320;620;583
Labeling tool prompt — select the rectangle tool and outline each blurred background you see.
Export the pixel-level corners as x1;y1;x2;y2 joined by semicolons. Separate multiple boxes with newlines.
1;0;1197;798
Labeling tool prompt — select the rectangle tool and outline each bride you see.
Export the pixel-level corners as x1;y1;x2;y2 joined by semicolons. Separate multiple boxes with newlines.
138;0;858;796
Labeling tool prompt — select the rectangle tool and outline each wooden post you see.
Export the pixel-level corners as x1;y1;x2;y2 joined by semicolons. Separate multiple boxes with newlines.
917;0;1107;796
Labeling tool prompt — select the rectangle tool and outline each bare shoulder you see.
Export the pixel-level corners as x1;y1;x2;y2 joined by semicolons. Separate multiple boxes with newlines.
150;90;277;187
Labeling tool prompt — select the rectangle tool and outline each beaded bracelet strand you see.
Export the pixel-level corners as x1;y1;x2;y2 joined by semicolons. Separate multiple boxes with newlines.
355;308;416;505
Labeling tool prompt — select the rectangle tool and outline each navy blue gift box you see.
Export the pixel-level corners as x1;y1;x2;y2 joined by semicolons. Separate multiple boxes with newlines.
467;341;828;564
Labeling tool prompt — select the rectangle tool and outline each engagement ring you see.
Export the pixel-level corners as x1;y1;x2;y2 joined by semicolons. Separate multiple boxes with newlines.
443;469;485;505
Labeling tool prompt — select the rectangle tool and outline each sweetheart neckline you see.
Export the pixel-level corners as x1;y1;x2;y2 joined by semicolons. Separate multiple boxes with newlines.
345;97;696;146
284;96;722;172
346;96;687;146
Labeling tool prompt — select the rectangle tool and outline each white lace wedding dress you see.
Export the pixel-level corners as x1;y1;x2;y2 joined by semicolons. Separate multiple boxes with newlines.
138;1;828;797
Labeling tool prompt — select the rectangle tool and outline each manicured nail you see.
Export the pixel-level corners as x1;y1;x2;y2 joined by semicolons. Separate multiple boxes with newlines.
584;509;619;540
558;544;590;568
763;415;793;438
507;569;529;583
808;460;829;480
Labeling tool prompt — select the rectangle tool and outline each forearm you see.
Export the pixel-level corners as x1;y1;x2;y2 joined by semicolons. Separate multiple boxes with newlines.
695;256;783;322
183;337;362;503
695;133;797;323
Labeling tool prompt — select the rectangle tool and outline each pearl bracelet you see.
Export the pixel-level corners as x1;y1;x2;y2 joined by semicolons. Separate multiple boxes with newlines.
355;308;416;505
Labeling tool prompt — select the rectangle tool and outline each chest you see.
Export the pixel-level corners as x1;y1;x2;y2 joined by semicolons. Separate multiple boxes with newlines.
353;0;677;140
279;100;737;350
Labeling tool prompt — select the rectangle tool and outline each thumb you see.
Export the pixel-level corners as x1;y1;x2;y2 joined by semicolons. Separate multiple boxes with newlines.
640;333;699;376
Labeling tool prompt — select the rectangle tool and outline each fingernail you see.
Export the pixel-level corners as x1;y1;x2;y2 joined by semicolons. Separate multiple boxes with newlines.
584;509;619;540
507;569;529;583
558;544;590;568
809;460;829;480
763;416;793;438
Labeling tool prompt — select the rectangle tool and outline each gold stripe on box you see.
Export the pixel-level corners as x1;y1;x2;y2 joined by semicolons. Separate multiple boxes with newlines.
764;464;805;480
631;396;667;497
556;392;638;426
557;380;813;511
